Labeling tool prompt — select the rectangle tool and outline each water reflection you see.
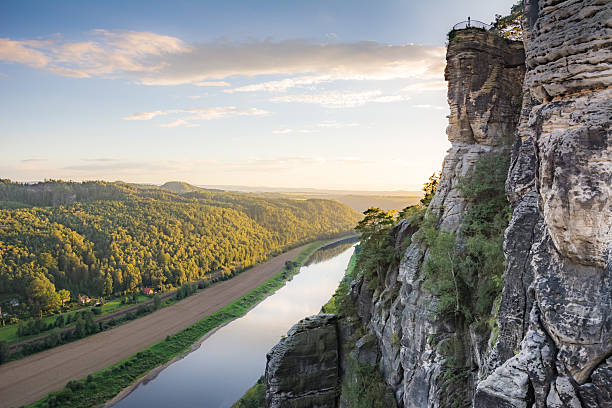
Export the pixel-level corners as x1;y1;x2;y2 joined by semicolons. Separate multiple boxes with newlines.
114;244;355;408
304;241;355;266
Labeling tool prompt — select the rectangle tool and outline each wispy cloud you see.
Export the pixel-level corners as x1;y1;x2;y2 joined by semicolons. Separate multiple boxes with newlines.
160;119;200;128
21;158;48;163
123;106;268;127
123;110;165;121
402;80;447;92
81;158;120;162
271;90;410;108
317;121;360;129
193;81;229;87
412;104;445;110
226;75;332;93
273;128;316;134
0;30;189;78
0;32;444;86
273;121;359;134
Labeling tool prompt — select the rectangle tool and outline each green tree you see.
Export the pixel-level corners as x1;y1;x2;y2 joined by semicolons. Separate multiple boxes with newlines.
153;294;161;310
493;1;523;40
420;172;441;207
58;289;71;306
27;276;61;312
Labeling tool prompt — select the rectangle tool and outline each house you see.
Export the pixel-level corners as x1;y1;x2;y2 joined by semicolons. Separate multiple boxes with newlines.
79;295;92;304
143;288;154;296
9;299;19;307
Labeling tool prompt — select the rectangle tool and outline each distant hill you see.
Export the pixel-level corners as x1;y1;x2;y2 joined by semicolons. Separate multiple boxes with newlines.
307;194;422;213
199;184;422;197
160;181;204;194
195;184;423;212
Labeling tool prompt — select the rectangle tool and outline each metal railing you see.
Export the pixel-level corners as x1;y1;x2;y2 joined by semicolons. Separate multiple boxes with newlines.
453;18;495;31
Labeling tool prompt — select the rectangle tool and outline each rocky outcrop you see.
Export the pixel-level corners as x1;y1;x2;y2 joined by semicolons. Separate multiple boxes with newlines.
265;314;340;408
475;0;612;406
382;28;525;407
435;29;525;233
263;2;610;407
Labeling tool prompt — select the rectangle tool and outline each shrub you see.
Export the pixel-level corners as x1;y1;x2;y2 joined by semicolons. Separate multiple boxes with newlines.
341;356;397;408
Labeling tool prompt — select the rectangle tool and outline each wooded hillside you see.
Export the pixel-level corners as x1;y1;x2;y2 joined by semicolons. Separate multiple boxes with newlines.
0;180;360;309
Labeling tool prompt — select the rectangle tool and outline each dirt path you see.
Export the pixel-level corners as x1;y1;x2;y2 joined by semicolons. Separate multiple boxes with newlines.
0;245;306;408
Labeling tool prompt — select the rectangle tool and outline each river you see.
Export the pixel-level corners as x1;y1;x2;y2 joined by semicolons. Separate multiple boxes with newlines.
113;242;356;408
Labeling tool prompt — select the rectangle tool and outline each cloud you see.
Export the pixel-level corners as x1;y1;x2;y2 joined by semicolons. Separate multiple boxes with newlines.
123;110;165;121
271;90;410;108
21;158;47;163
412;104;446;110
0;30;190;78
123;106;268;127
193;81;229;87
272;121;359;134
81;158;120;162
317;121;360;129
402;80;447;92
225;75;331;93
160;119;199;128
0;32;444;86
272;128;316;134
0;39;50;69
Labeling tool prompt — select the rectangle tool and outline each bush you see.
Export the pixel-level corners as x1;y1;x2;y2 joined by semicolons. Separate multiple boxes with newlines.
341;356;397;408
421;150;511;323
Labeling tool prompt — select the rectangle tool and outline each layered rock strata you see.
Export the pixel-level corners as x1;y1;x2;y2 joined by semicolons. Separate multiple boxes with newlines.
263;1;611;407
265;314;340;408
475;0;612;406
365;28;525;407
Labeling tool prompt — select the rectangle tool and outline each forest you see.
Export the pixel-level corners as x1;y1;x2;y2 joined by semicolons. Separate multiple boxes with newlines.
0;180;361;312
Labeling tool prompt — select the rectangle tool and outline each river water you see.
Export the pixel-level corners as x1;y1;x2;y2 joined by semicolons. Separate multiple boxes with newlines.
113;243;355;408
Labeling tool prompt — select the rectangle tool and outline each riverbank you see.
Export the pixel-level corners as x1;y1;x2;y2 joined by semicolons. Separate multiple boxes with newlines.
16;236;354;408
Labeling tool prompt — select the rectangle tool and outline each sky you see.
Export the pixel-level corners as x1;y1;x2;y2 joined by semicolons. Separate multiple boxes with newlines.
0;0;517;191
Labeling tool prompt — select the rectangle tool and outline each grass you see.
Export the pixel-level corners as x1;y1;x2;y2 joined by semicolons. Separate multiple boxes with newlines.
28;239;333;408
0;295;150;345
231;376;266;408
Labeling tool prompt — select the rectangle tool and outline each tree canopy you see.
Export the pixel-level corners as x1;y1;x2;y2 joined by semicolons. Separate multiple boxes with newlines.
0;180;360;304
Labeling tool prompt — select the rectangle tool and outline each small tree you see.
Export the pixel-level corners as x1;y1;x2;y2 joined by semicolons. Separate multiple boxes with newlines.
493;1;523;41
58;289;71;306
153;294;161;310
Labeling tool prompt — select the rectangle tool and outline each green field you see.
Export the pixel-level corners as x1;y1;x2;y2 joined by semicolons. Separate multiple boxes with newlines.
0;295;150;345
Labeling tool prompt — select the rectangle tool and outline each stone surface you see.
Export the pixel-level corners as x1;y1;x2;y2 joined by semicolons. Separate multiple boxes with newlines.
265;314;339;408
476;0;612;406
264;2;611;407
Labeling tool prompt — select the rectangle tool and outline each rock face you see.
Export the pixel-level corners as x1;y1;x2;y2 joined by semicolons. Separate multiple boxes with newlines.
263;2;611;407
265;314;340;408
381;28;525;407
475;0;612;407
435;29;525;233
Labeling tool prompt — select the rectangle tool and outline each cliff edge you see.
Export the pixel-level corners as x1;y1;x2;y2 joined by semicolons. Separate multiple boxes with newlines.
263;1;611;407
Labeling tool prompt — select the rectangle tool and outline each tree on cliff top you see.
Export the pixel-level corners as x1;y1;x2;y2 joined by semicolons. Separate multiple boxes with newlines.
493;1;523;41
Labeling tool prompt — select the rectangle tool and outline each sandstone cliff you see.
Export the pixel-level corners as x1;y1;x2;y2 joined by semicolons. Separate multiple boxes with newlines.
264;1;611;407
265;315;340;408
475;0;612;406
